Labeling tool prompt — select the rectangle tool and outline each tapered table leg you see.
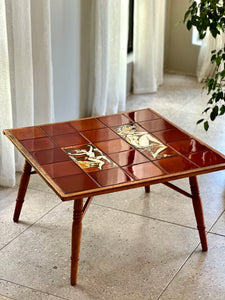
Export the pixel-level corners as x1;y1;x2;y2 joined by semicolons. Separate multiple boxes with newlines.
13;160;32;222
71;198;83;285
189;176;208;251
145;186;150;193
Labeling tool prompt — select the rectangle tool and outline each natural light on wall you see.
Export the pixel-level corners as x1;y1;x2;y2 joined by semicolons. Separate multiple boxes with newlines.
191;0;202;46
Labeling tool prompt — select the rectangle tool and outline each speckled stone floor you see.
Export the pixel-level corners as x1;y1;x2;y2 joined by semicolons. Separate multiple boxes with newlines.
1;74;225;299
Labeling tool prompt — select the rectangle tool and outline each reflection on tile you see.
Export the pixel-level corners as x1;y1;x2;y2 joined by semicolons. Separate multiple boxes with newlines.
187;151;225;167
10;127;46;140
89;168;132;186
97;114;132;127
153;129;190;144
155;156;198;173
31;148;71;165
20;137;56;152
81;127;119;142
139;118;174;133
63;144;117;172
123;162;166;180
51;133;88;147
108;149;149;166
169;139;208;155
54;173;99;194
126;109;160;122
95;139;133;154
42;161;83;178
70;118;105;131
40;123;76;136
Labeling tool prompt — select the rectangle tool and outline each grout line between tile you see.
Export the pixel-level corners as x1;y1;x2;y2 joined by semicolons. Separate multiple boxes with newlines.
208;209;225;233
0;201;62;252
92;202;199;232
0;278;67;300
156;241;202;300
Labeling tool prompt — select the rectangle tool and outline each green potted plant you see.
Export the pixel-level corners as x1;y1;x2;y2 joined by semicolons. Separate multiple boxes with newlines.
184;0;225;130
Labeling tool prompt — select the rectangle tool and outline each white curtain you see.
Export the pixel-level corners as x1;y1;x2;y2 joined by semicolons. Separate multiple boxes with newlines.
89;0;129;116
0;0;54;187
197;30;225;82
133;0;166;94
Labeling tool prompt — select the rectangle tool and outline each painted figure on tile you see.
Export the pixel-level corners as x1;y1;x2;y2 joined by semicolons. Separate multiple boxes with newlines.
65;144;116;171
115;124;168;159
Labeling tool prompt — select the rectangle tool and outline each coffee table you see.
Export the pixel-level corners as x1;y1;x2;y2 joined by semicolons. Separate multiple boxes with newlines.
3;108;225;285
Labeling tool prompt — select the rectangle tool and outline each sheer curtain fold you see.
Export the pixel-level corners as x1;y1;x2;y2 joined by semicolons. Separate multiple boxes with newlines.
197;30;225;82
0;0;54;187
133;0;166;94
90;0;129;116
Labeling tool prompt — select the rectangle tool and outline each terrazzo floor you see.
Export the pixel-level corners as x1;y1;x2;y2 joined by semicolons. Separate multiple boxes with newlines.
1;74;225;299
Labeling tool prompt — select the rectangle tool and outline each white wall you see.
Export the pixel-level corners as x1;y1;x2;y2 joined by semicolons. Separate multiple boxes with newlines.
50;0;80;122
164;0;200;76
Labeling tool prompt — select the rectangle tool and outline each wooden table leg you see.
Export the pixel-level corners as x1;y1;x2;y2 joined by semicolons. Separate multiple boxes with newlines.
145;186;150;193
189;176;208;251
13;160;32;222
71;198;83;285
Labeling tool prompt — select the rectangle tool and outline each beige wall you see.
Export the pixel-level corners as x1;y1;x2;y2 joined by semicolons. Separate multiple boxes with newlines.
164;0;200;76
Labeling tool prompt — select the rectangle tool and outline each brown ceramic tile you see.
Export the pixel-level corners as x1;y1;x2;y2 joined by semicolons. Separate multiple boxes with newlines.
10;126;46;140
20;137;56;152
97;114;132;127
51;133;88;147
95;139;133;154
40;123;76;136
153;129;190;144
125;109;160;122
81;127;119;142
31;148;71;165
155;156;198;174
63;144;117;172
42;161;83;178
69;118;105;131
169;139;208;155
108;149;149;167
89;168;133;186
142;146;178;160
138;118;174;133
123;162;166;180
187;151;225;167
54;173;99;194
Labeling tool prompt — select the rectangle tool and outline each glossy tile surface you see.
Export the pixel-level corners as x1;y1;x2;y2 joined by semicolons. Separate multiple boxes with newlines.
40;123;76;136
51;133;88;147
187;151;225;167
81;127;119;142
20;137;56;152
124;162;166;180
97;114;132;126
155;156;198;173
169;139;208;155
10;127;46;140
31;148;71;165
54;174;99;193
42;161;83;178
125;109;160;122
4;107;225;198
153;129;190;144
95;139;133;154
89;168;133;186
139;118;174;132
108;149;149;166
70;118;105;131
